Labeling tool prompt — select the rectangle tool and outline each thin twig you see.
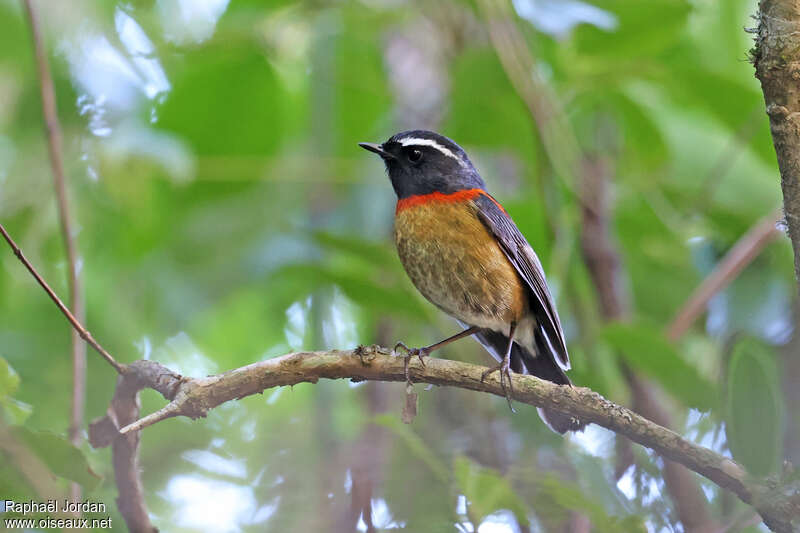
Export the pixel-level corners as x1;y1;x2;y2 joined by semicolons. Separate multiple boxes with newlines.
118;402;180;433
580;154;718;532
20;0;88;490
0;222;124;374
666;208;783;341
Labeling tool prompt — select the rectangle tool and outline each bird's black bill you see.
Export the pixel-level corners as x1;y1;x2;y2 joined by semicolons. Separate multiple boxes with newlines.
358;142;395;160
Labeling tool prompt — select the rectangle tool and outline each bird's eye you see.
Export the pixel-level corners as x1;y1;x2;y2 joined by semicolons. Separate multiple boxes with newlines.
408;149;423;163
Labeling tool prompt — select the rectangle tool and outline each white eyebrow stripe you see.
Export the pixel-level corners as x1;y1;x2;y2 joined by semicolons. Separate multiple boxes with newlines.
399;138;463;163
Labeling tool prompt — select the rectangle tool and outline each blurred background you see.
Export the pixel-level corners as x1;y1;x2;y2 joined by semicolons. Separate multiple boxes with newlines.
0;0;795;531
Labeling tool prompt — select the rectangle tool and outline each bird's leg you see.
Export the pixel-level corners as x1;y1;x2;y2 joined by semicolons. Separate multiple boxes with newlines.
480;322;518;413
395;326;480;382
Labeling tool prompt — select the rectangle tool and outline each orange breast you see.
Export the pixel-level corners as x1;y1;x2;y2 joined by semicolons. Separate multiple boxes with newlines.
393;195;527;328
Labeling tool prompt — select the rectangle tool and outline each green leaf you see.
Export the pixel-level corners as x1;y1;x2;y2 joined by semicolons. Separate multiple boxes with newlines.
1;397;32;426
312;231;398;267
372;414;449;483
573;0;691;59
0;459;38;504
0;356;20;397
157;40;288;159
601;321;717;409
570;88;669;176
445;49;539;173
725;337;783;477
0;356;30;425
331;7;392;155
454;455;530;527
271;264;432;320
610;91;669;170
11;427;102;492
536;474;646;533
660;65;773;168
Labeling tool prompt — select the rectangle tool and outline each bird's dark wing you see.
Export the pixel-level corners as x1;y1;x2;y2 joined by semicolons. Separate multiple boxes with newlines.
473;192;570;370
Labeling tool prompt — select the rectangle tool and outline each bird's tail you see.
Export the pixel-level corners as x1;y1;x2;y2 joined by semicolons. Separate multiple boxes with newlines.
474;328;586;434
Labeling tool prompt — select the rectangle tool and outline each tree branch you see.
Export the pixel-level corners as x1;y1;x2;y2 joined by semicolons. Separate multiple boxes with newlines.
88;361;170;533
753;0;800;289
87;346;796;531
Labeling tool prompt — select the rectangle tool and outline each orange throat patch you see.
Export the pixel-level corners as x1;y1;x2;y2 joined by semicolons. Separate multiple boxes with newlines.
396;188;494;214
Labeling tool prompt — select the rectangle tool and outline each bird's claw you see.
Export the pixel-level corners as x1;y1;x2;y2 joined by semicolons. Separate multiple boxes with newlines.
394;342;430;384
481;361;516;413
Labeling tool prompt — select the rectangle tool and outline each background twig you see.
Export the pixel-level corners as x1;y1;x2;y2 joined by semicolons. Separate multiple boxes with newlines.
20;0;88;504
580;153;718;532
666;209;783;341
0;223;124;373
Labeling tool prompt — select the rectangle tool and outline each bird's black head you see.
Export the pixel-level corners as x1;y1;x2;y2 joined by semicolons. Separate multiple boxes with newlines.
359;130;486;199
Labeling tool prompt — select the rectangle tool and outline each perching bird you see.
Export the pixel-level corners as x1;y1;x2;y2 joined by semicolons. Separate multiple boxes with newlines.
359;130;584;433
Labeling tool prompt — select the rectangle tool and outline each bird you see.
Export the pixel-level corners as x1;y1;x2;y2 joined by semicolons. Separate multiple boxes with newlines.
359;130;584;433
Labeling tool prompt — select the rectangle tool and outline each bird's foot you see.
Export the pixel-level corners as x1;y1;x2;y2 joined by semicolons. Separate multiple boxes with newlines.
393;342;430;383
481;360;516;413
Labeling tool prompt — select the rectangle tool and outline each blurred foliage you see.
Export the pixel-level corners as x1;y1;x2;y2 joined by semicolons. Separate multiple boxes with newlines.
10;425;102;492
725;337;784;477
454;455;530;528
0;0;796;531
0;356;31;425
602;321;718;409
